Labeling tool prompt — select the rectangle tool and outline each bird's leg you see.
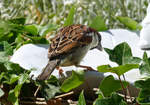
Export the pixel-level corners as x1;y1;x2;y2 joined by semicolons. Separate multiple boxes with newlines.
56;66;64;76
76;65;95;71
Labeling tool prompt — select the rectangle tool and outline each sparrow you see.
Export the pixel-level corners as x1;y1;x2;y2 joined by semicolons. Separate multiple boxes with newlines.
38;24;102;80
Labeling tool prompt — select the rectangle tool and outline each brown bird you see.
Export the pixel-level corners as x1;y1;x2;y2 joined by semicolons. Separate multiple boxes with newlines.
38;24;102;80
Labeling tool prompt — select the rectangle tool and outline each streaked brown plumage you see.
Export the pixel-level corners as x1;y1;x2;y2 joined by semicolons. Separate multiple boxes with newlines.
38;24;102;80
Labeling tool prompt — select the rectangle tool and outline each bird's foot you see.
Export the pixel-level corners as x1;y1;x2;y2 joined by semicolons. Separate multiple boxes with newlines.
56;67;64;76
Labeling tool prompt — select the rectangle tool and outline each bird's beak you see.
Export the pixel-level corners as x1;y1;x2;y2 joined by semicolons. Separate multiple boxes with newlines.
97;43;103;51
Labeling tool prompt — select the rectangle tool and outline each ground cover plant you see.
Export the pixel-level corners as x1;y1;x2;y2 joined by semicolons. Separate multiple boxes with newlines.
0;1;150;105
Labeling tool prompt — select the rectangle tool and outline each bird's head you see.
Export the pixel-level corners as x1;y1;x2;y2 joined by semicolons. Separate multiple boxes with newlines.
88;28;103;51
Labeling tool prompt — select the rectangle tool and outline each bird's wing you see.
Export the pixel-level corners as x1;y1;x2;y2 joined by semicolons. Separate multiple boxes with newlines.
48;24;95;60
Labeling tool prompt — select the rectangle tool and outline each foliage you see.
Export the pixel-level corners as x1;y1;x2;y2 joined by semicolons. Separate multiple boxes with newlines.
104;42;141;65
77;91;86;105
135;78;150;104
64;5;76;26
94;93;127;105
0;0;149;28
40;76;61;100
61;70;85;92
135;52;150;104
0;1;150;104
99;75;129;97
97;64;139;76
89;15;107;31
117;16;142;30
139;52;150;76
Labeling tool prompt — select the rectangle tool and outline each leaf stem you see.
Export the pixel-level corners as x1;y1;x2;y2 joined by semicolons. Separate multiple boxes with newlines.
122;74;133;103
118;75;127;101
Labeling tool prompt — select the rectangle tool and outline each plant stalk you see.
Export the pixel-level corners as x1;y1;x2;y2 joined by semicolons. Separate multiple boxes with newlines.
118;75;127;101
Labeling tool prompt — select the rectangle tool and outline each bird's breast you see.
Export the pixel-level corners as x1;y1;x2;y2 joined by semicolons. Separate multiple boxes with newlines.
60;45;91;67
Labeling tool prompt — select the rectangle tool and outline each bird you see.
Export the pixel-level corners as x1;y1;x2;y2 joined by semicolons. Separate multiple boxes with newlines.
37;24;102;80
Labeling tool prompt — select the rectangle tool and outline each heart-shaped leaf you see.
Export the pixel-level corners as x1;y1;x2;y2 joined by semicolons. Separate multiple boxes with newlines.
94;93;127;105
135;78;150;104
97;64;139;76
99;75;129;97
139;52;150;76
105;42;141;65
61;70;85;92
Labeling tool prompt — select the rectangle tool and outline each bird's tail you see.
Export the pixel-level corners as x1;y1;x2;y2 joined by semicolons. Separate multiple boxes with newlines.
37;59;61;80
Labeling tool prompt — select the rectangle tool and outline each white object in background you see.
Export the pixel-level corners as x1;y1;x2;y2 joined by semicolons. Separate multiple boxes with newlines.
10;44;49;78
139;3;150;49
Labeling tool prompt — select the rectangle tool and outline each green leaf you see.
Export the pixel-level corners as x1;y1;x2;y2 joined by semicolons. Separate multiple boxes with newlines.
0;88;4;97
64;6;76;26
24;24;39;35
135;78;150;104
139;52;150;76
8;89;19;105
104;42;141;65
99;75;129;97
117;16;142;30
77;91;86;105
0;41;13;55
0;72;5;82
90;15;107;31
0;20;24;43
97;64;139;76
0;41;13;63
97;65;111;70
39;75;60;100
61;70;85;92
8;73;28;105
8;18;26;25
39;24;58;36
27;36;49;44
47;75;59;85
0;52;9;63
41;84;60;100
94;93;127;105
18;73;29;85
4;74;19;85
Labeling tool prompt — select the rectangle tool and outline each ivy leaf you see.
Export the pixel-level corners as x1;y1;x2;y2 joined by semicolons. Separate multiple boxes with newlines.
99;75;129;97
64;6;76;26
28;36;49;44
105;42;141;65
41;84;60;100
8;17;26;25
117;16;142;30
0;41;13;56
24;24;39;35
39;24;58;36
90;15;107;31
77;91;86;105
135;78;150;104
8;89;19;105
97;64;139;76
3;74;19;85
139;52;150;76
0;88;4;97
40;75;60;100
94;93;127;105
61;70;85;92
0;41;13;63
8;73;29;105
